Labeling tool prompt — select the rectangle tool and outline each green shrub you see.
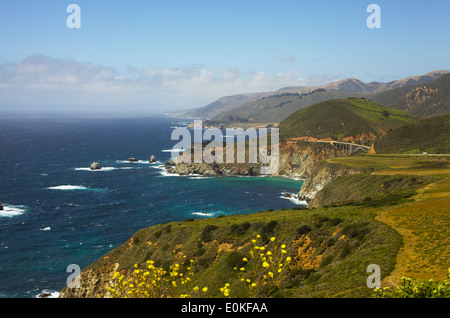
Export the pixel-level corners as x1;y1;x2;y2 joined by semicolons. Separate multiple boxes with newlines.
260;221;278;244
225;251;247;269
201;225;219;242
229;222;251;236
339;242;352;259
320;255;334;268
374;276;450;298
296;225;312;237
329;218;343;226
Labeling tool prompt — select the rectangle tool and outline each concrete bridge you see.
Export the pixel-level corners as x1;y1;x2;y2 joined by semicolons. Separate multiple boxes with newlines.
302;139;372;154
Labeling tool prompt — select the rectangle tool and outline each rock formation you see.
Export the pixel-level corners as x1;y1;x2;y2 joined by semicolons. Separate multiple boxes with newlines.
0;202;3;210
149;155;157;163
128;158;139;162
90;162;102;170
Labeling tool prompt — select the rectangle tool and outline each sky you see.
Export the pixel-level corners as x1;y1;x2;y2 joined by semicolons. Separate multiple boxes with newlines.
0;0;449;115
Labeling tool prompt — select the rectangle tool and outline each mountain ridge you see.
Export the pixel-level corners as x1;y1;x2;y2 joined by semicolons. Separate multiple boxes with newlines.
177;70;449;122
371;72;450;118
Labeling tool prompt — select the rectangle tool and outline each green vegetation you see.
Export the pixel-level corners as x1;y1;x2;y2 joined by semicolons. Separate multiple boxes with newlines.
313;172;439;208
311;154;450;285
373;275;450;298
73;204;401;298
374;113;450;154
278;98;416;141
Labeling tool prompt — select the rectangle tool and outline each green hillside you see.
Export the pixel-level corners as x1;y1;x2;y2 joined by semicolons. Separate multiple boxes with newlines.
371;73;450;118
279;98;417;142
374;113;450;154
61;205;402;298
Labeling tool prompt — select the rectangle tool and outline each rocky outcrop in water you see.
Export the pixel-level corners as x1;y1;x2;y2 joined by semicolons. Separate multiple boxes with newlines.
149;155;157;163
90;162;102;170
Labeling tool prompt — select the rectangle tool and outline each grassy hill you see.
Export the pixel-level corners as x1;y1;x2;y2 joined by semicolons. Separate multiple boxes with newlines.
278;98;417;142
61;202;402;298
374;113;450;154
315;154;450;283
371;73;450;118
60;154;450;298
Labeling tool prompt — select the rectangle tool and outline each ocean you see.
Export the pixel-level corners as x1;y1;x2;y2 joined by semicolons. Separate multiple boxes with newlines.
0;115;304;298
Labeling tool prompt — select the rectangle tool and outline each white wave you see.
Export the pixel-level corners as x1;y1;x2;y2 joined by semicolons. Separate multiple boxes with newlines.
161;149;185;153
159;170;181;177
46;185;105;192
74;167;118;171
280;193;308;206
116;159;161;165
192;212;216;217
0;204;28;218
154;165;181;177
35;290;60;298
40;227;51;231
188;176;212;179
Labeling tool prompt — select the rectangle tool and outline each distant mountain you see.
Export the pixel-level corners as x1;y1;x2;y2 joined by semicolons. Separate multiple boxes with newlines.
207;89;367;124
179;70;448;125
278;98;417;144
374;113;450;154
179;93;269;119
371;72;450;118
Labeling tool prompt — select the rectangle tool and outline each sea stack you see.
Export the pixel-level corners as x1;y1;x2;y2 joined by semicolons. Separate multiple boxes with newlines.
149;155;156;163
128;158;139;162
90;162;102;170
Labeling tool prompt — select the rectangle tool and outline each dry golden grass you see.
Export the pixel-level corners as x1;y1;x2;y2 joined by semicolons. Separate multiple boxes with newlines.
376;176;450;286
331;154;450;286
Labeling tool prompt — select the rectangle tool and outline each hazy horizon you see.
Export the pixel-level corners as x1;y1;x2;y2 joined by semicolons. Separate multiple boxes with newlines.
1;1;449;114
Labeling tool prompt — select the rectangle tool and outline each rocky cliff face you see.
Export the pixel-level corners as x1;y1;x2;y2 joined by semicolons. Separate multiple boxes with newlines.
296;163;362;207
59;260;119;298
165;139;347;179
164;139;360;206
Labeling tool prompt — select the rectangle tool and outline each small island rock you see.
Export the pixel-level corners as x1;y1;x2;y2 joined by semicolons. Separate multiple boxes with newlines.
128;158;139;162
90;162;102;170
149;155;157;163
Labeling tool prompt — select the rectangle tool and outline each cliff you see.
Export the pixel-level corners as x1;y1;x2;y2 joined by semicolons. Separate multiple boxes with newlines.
164;138;362;206
296;162;363;207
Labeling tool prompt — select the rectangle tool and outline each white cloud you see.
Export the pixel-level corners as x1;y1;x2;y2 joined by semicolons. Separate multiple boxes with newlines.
0;55;309;113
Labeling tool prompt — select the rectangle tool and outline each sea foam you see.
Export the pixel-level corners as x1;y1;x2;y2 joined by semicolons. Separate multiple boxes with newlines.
0;204;28;218
280;193;308;206
191;212;216;217
74;167;118;171
46;185;105;192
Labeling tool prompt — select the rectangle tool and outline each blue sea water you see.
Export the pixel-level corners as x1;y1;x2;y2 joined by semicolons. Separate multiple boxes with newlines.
0;115;304;298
